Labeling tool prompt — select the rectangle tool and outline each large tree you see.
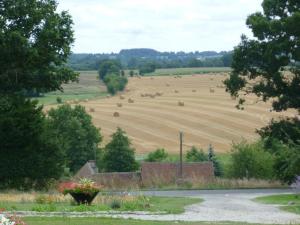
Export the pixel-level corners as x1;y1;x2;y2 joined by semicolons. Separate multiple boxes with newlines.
224;0;300;184
0;96;65;189
0;0;78;95
47;104;102;173
0;0;77;188
224;0;300;112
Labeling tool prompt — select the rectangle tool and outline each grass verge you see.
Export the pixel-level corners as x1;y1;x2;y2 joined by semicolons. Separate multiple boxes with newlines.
255;194;300;215
23;217;282;225
0;196;201;214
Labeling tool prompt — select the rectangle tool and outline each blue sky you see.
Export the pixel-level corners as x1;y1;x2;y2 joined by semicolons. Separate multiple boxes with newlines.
57;0;263;53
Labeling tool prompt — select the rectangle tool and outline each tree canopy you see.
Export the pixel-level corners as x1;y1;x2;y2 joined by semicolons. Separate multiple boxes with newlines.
47;104;102;173
224;0;300;112
0;96;64;189
224;0;300;184
0;0;77;189
98;59;121;80
145;148;169;162
102;128;138;172
0;0;78;95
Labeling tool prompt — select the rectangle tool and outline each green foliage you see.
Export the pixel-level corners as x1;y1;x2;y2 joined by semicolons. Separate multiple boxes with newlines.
0;0;78;95
104;74;128;95
186;146;208;162
258;118;300;148
47;104;102;173
208;144;223;177
0;95;64;189
258;118;300;184
139;62;156;75
224;0;300;112
98;59;121;80
221;52;233;67
271;141;300;184
145;148;169;162
129;70;134;77
56;97;62;104
228;141;275;180
102;128;138;172
110;199;121;209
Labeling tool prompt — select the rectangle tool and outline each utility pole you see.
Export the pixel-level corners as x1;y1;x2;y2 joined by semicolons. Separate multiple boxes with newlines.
179;131;183;179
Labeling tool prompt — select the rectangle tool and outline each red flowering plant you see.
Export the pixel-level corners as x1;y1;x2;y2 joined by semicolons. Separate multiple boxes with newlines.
58;178;102;205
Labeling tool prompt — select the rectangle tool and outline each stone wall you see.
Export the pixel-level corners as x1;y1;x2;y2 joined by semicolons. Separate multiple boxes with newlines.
75;161;214;188
141;162;214;186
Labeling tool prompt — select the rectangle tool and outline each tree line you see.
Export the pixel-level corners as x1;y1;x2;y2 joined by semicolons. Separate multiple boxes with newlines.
68;50;233;71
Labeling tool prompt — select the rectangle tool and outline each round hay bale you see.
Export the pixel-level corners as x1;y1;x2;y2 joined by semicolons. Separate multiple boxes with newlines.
113;112;120;117
140;93;145;97
174;90;179;93
106;95;111;98
192;90;196;92
178;101;184;106
74;99;79;104
156;92;163;96
150;94;155;98
120;95;125;100
89;108;95;112
83;99;89;102
128;98;134;103
209;88;215;93
117;103;122;107
166;83;170;87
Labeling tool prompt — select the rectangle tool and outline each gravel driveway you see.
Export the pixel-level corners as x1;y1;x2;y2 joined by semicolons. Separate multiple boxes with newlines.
110;189;300;224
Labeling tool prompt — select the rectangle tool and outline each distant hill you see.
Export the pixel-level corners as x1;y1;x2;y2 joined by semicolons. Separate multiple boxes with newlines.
67;48;232;71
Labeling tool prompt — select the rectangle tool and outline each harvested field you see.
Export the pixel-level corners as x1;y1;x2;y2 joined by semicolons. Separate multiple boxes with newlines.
60;74;294;154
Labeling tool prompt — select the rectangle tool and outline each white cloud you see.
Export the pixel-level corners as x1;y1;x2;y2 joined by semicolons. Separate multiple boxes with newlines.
57;0;263;53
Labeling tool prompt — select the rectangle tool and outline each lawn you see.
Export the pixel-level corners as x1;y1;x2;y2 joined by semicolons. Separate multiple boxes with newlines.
255;194;300;215
32;71;107;105
0;196;201;214
23;217;282;225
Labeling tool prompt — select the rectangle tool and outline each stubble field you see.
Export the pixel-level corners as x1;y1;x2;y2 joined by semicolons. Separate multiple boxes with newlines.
76;73;293;154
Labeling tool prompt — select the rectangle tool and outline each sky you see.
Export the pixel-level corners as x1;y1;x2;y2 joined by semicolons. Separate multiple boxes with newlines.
57;0;263;54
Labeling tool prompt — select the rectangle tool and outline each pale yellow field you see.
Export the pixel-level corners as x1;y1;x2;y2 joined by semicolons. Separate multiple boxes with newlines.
70;74;294;154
